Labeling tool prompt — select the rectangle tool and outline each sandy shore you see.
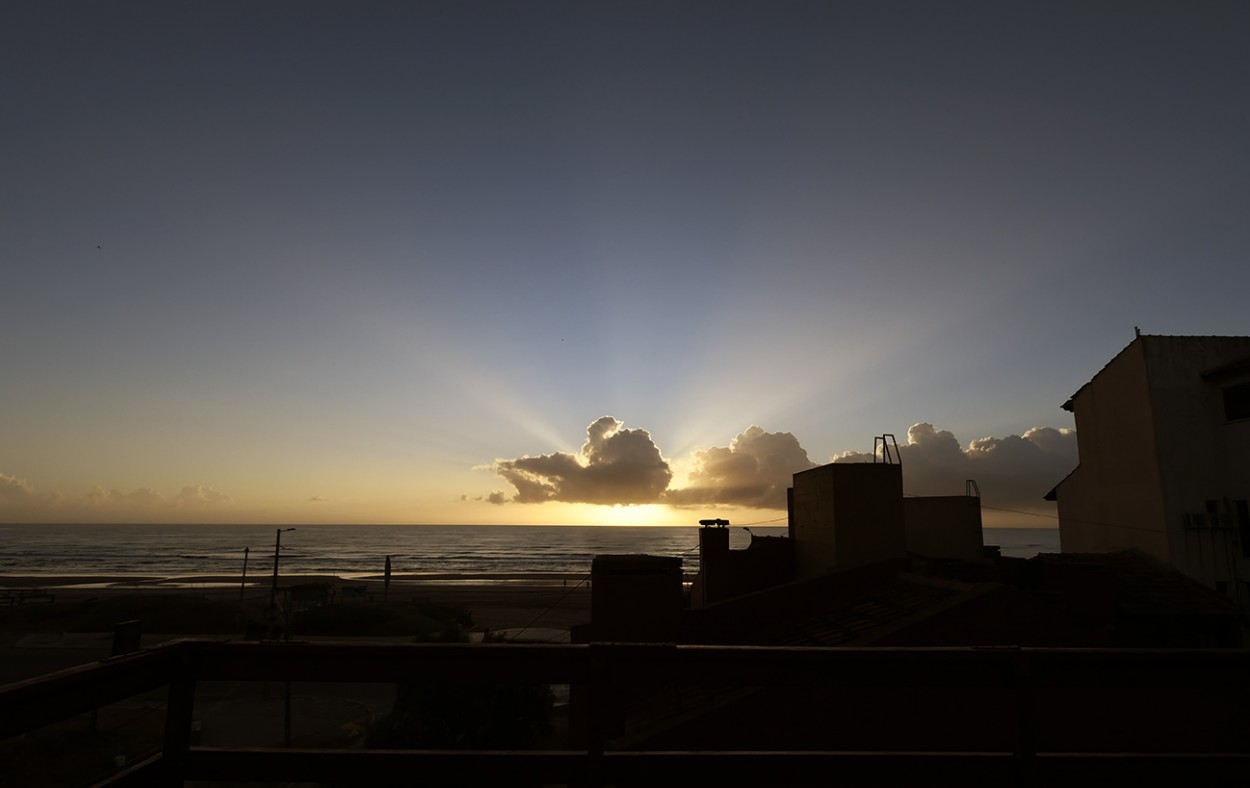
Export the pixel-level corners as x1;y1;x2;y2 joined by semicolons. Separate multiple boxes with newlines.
0;572;592;628
0;573;593;684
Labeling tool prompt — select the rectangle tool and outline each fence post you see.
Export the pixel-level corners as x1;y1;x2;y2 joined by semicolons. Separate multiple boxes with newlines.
1010;650;1037;787
161;647;197;786
584;642;612;787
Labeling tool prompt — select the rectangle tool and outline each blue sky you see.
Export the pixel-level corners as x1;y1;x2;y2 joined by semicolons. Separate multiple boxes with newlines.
2;1;1248;525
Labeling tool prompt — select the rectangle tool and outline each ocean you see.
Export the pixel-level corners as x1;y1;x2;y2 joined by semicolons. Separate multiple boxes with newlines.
0;524;1060;580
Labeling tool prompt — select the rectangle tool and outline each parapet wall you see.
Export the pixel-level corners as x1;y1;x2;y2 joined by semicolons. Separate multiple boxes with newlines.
903;496;984;561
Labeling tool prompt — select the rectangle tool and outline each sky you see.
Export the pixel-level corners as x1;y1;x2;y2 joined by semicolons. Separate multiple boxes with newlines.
3;1;1249;527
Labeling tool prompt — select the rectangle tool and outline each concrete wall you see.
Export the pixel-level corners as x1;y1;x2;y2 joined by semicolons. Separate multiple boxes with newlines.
1055;338;1171;561
903;496;984;561
590;555;684;642
1056;336;1250;602
790;463;905;579
692;526;729;608
1139;336;1250;589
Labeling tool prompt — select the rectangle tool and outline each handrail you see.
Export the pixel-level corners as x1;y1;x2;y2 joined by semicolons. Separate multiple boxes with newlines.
3;641;1250;786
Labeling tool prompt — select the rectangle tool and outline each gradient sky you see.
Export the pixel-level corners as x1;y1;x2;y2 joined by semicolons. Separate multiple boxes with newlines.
3;1;1248;526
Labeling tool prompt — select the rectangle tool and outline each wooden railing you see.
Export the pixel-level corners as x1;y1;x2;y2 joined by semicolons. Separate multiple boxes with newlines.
3;641;1250;786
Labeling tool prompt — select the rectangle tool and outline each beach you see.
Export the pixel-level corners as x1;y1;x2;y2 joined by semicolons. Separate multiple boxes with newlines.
0;572;592;685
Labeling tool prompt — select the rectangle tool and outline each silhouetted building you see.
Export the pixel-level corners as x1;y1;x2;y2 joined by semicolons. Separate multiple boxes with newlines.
690;522;794;608
1048;333;1250;605
588;554;683;642
788;461;907;577
903;493;984;561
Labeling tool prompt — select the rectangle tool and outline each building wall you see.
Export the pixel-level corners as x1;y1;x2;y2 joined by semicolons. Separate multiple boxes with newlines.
1140;336;1250;590
790;463;905;579
1057;335;1250;605
1056;339;1171;561
589;555;684;642
903;496;984;561
1134;336;1250;596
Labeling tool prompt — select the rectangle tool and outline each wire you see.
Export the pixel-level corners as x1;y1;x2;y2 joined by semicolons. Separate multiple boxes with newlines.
504;572;591;642
978;503;1170;535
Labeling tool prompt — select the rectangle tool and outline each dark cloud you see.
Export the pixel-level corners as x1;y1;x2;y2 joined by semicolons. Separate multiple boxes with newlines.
493;416;672;504
487;490;507;505
666;426;816;509
834;422;1077;516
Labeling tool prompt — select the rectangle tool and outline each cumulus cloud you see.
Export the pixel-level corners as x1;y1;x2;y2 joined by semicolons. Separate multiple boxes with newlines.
491;421;817;511
666;426;816;509
492;416;672;504
834;422;1077;515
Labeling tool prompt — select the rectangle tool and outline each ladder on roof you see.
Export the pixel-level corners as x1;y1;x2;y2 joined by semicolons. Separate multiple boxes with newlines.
875;434;901;465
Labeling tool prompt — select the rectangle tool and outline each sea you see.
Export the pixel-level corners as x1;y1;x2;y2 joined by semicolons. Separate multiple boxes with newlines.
0;524;1060;581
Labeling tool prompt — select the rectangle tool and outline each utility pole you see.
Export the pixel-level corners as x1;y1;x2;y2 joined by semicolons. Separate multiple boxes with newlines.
240;547;249;603
269;528;296;639
384;555;393;602
270;528;296;607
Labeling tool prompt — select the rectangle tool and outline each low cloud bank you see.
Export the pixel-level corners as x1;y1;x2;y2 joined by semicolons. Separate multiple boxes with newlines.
0;473;37;505
486;418;1076;517
834;422;1077;515
0;473;234;521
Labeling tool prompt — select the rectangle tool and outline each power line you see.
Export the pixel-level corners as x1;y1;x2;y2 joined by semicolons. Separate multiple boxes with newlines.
978;503;1168;535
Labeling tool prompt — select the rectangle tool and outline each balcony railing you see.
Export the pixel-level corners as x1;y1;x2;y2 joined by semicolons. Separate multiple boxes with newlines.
3;640;1250;786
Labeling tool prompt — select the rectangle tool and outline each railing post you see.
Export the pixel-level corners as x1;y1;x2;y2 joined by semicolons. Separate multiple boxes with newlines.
585;642;609;787
1010;650;1037;787
161;647;197;786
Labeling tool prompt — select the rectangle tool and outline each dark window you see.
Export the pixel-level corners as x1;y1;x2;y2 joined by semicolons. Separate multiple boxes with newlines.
1224;382;1250;421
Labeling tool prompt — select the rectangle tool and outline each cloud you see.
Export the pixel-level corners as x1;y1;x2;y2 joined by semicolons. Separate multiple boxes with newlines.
174;485;232;507
666;426;816;509
83;486;165;508
491;421;817;511
309;496;329;503
834;422;1077;515
0;473;36;505
488;418;1074;520
492;416;672;504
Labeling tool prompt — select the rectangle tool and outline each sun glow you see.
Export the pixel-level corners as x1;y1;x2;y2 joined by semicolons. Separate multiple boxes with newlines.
596;504;678;527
